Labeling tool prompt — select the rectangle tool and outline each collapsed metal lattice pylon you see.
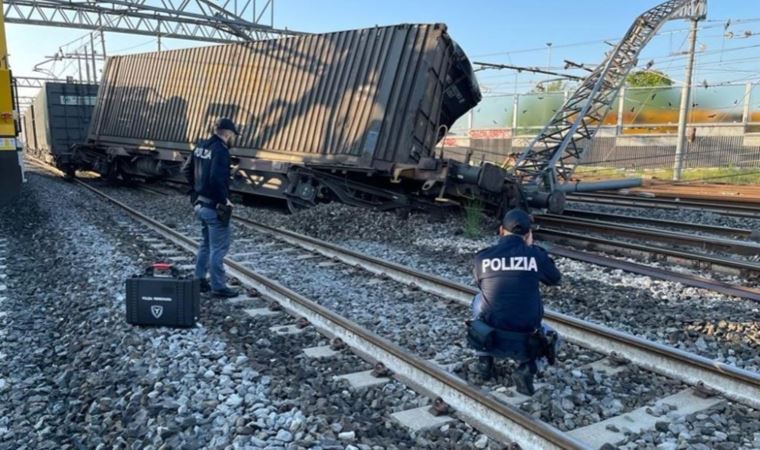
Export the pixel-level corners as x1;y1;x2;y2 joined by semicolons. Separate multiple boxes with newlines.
511;0;707;191
3;0;300;43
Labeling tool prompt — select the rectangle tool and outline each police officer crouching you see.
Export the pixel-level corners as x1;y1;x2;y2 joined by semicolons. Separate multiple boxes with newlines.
467;208;561;396
181;118;240;298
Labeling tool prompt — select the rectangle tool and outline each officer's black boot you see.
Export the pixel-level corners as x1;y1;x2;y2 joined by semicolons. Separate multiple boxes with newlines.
197;278;211;294
478;355;495;381
512;363;535;396
212;286;240;298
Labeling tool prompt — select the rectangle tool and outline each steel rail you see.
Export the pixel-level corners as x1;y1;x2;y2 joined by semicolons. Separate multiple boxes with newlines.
559;208;758;239
21;160;587;450
534;227;760;274
235;215;760;302
231;215;760;409
572;192;760;211
574;192;760;211
568;193;760;219
535;215;760;257
547;245;760;302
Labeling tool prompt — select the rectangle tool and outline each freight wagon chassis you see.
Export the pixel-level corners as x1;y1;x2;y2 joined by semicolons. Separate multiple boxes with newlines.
68;145;544;216
279;163;524;215
226;159;525;215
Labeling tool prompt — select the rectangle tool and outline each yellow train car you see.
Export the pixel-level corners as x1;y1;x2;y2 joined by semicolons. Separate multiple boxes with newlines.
0;0;22;206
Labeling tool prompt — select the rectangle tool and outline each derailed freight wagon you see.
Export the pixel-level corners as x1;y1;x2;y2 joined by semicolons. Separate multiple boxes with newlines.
80;23;519;212
23;82;99;175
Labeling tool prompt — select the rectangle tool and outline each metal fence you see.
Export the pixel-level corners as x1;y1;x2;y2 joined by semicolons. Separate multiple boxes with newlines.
581;136;760;169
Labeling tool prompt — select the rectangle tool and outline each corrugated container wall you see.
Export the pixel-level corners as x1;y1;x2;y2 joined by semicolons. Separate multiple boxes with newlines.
88;23;480;170
23;82;99;159
21;100;34;150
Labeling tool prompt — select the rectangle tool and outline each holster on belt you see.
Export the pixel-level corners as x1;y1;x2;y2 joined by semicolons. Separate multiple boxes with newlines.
216;203;232;225
530;327;557;365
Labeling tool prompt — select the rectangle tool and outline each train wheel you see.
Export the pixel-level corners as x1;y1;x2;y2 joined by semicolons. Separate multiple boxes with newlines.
285;196;314;214
285;169;319;213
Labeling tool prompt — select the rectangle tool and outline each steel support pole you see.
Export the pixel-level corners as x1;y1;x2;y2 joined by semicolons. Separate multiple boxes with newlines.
512;94;519;131
617;86;626;136
100;29;106;61
90;33;97;82
672;18;699;181
742;82;752;130
84;46;91;83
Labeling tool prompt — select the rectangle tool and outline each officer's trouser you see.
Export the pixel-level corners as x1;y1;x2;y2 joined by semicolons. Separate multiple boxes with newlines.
194;205;232;291
470;294;560;369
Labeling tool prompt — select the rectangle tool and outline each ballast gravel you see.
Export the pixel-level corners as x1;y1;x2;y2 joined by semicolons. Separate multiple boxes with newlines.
0;171;500;449
232;199;760;374
75;181;756;444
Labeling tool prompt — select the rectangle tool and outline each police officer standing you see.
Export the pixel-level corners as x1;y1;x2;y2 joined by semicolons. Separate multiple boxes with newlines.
470;208;561;395
181;118;240;298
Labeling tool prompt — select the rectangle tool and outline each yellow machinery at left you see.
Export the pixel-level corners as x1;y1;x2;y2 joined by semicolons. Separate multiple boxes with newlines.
0;0;23;206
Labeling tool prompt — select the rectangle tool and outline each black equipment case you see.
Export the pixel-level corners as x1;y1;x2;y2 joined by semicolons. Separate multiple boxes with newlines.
126;263;200;327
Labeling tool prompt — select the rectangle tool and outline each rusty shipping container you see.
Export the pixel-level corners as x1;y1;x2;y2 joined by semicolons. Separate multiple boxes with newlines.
82;23;497;209
89;23;479;169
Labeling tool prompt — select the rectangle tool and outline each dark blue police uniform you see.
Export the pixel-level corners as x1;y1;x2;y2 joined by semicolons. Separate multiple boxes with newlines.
469;209;562;395
184;134;231;207
181;118;239;297
473;235;561;332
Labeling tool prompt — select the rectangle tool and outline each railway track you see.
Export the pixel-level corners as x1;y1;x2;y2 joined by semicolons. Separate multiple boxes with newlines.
534;214;760;277
133;180;760;280
134;178;760;300
536;214;760;257
558;208;758;240
235;214;760;304
26;158;760;448
226;215;759;401
567;192;760;220
81;179;760;448
136;178;760;299
29;157;760;449
63;174;586;450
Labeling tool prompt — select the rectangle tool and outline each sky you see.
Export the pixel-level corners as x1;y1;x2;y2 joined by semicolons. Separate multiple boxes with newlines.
6;0;760;101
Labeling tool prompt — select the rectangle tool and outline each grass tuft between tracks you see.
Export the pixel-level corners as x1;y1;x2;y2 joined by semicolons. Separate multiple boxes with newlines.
463;199;484;239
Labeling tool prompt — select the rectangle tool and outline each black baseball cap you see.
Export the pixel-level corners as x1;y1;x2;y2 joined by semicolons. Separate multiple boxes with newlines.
502;208;532;235
215;117;240;135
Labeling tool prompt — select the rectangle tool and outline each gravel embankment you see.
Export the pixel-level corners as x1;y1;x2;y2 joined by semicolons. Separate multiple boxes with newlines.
0;170;498;449
88;183;689;433
228;195;759;375
94;182;760;375
78;180;760;446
